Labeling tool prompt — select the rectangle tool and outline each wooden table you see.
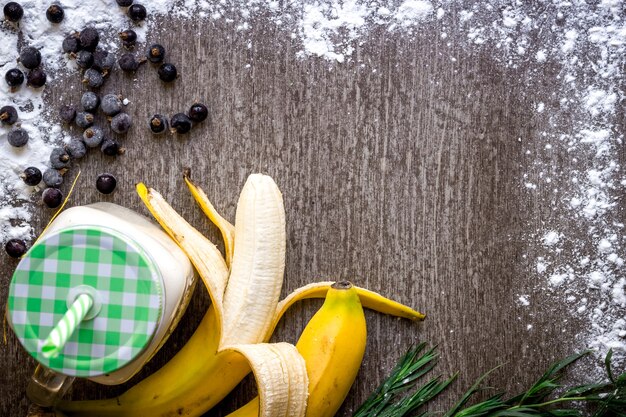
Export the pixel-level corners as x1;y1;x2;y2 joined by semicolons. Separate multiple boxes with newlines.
1;7;616;417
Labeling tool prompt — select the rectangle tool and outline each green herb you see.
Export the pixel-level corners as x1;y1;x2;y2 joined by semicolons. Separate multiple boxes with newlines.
355;346;626;417
353;343;456;417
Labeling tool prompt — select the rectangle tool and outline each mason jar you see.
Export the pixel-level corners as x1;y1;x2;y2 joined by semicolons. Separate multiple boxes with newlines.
6;203;196;406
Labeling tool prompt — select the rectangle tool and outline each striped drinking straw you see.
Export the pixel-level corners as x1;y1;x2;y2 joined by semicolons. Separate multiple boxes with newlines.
41;293;94;359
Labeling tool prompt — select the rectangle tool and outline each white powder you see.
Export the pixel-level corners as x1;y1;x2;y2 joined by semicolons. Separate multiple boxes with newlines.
549;273;567;287
542;231;560;247
394;1;434;27
496;0;626;371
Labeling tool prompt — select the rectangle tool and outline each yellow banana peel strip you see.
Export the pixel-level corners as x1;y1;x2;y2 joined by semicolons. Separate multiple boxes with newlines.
270;281;425;337
184;174;235;267
137;183;229;310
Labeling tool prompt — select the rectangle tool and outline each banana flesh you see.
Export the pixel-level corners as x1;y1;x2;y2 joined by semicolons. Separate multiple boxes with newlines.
220;174;286;347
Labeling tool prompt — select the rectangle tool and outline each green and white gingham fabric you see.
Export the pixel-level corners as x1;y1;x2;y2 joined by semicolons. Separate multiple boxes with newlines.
8;227;163;377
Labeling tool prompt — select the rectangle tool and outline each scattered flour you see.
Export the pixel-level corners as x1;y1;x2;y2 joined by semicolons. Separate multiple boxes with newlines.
542;231;561;247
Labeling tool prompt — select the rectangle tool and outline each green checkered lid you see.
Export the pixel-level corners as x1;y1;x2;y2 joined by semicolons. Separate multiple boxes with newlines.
8;226;163;377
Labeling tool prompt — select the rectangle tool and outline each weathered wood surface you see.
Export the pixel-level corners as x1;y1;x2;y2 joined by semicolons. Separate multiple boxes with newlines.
0;9;610;417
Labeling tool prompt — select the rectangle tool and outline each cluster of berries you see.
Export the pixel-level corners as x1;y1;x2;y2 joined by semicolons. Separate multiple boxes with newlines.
3;1;211;259
3;1;59;91
118;42;179;83
150;103;209;134
3;170;116;259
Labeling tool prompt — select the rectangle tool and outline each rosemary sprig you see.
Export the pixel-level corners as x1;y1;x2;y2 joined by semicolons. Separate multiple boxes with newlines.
354;346;626;417
352;343;457;417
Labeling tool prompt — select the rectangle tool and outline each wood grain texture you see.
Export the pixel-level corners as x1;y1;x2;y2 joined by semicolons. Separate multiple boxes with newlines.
1;8;614;417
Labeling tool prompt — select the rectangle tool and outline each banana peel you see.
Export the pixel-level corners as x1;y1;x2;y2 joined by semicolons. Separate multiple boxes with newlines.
227;282;368;417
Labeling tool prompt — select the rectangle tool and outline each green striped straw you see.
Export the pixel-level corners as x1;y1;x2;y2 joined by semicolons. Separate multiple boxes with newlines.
41;293;94;359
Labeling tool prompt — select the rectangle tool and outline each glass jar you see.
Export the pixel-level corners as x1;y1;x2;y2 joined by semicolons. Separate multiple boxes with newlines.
7;203;196;406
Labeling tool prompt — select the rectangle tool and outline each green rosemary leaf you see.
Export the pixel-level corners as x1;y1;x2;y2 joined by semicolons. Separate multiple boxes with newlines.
509;351;591;406
353;343;444;417
443;366;503;417
451;395;507;417
377;375;457;417
561;382;613;398
604;349;614;384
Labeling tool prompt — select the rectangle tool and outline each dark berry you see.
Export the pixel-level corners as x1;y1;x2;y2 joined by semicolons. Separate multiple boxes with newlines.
100;138;121;156
62;32;81;53
110;112;132;134
147;44;165;63
101;94;122;116
83;126;104;147
170;113;192;134
59;105;75;123
76;50;94;69
5;239;27;258
0;105;18;125
75;111;94;128
82;68;103;88
149;114;167;134
26;68;47;88
8;127;28;147
43;169;63;187
118;53;145;72
128;4;146;21
116;0;133;6
46;4;64;23
79;92;101;111
5;68;24;87
119;29;137;48
92;50;115;74
158;63;177;82
189;103;208;123
20;166;42;186
65;138;86;158
50;147;70;169
42;188;63;208
19;47;42;70
79;27;99;52
3;2;23;22
96;173;117;194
